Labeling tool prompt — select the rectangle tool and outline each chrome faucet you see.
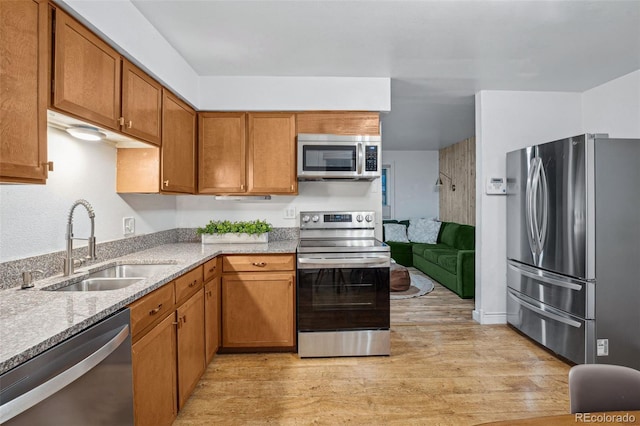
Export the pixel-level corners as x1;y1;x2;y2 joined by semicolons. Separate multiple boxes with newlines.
63;199;97;276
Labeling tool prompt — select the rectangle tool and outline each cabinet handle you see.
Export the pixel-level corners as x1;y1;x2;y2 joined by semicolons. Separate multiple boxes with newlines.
207;290;213;297
209;267;215;273
118;117;125;126
126;120;133;129
174;318;182;329
189;280;197;287
251;262;267;267
290;184;294;191
43;162;54;171
240;184;244;190
183;315;187;324
164;180;169;187
149;304;162;315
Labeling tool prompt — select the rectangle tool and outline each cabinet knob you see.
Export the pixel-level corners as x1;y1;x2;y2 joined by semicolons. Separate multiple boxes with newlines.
164;180;169;187
149;304;162;315
209;267;215;273
189;280;197;287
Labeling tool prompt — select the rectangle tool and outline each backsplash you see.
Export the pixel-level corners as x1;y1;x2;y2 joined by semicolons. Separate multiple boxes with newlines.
0;227;298;290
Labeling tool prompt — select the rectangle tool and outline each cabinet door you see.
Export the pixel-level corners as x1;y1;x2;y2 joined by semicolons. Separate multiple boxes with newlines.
296;111;380;135
161;89;196;193
132;313;177;426
52;8;121;130
247;113;297;194
0;0;48;183
198;112;246;194
204;277;221;364
121;59;162;145
222;273;295;348
176;289;205;410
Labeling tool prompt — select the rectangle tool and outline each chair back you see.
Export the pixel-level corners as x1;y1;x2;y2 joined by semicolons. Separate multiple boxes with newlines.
569;364;640;413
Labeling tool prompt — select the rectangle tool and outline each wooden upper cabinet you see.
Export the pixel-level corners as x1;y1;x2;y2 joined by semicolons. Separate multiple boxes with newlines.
198;112;246;194
0;0;49;184
296;111;380;135
247;113;297;194
52;8;121;130
121;60;162;145
161;89;196;194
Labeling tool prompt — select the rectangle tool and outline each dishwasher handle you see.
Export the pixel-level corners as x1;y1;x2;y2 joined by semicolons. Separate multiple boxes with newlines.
0;324;130;423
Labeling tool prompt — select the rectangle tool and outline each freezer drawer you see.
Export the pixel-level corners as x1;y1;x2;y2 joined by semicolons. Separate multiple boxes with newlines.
507;288;595;365
507;260;594;319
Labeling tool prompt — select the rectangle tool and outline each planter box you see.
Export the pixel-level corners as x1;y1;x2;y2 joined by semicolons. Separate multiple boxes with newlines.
201;233;269;244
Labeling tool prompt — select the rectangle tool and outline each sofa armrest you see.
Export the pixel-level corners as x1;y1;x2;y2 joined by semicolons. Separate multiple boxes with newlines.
456;250;476;298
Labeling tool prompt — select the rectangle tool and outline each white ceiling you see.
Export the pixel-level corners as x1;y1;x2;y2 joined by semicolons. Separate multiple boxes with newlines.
130;0;640;150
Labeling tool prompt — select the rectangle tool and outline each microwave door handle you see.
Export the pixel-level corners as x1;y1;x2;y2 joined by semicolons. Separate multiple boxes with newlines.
357;142;363;175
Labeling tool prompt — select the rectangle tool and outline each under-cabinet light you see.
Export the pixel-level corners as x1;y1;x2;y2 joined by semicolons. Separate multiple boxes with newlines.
66;125;106;141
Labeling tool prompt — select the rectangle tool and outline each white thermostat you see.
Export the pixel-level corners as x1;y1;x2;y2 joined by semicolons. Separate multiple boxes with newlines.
486;177;506;195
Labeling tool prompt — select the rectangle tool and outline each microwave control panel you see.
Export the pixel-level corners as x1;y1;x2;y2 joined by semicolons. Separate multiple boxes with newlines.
365;146;378;171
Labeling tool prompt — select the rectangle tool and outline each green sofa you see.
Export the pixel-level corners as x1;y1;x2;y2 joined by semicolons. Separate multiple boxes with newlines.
383;220;475;299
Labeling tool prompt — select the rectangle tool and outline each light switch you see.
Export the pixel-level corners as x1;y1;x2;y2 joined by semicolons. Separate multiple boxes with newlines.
123;217;135;236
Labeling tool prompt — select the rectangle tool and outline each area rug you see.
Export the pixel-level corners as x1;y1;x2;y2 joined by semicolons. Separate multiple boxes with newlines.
390;273;435;300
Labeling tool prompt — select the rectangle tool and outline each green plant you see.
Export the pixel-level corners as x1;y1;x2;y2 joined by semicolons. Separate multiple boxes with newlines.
196;219;272;235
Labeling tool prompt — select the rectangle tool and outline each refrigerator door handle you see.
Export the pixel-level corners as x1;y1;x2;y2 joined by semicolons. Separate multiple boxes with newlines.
538;160;549;255
507;260;583;291
525;158;537;258
530;157;543;261
508;291;582;328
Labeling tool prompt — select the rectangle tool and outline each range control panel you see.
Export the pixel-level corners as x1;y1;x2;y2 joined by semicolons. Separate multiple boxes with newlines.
300;211;375;229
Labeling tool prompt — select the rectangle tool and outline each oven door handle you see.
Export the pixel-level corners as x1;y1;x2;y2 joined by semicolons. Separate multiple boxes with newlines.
297;257;390;269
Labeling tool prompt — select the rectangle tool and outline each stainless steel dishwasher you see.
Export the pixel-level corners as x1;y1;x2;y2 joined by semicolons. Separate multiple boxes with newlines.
0;308;134;425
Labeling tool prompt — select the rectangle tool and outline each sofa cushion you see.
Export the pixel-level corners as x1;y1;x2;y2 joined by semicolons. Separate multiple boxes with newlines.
423;249;458;264
440;223;460;246
454;225;475;250
437;254;458;274
383;223;410;243
412;243;447;255
407;218;441;243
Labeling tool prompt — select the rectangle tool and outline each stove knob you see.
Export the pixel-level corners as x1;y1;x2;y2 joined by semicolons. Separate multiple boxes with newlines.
356;214;364;222
302;215;310;223
312;215;320;223
365;214;373;222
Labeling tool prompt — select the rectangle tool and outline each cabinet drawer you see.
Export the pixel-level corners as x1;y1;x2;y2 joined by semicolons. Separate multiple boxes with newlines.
223;254;294;273
129;283;174;338
203;257;221;282
175;265;203;304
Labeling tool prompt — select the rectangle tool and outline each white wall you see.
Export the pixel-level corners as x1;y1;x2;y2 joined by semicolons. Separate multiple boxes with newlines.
381;151;439;220
176;181;383;239
474;91;583;324
583;70;640;138
0;128;177;262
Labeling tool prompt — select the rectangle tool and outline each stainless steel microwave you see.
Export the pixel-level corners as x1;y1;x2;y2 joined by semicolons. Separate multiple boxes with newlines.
297;134;382;181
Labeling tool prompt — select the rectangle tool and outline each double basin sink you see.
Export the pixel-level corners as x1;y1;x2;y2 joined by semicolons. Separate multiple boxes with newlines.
51;263;175;292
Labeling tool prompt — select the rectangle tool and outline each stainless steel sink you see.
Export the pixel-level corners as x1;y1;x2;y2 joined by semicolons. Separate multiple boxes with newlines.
55;277;144;292
88;263;174;278
48;263;175;291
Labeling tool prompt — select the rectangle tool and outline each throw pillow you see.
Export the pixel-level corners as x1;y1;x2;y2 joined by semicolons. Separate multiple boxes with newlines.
383;223;410;243
408;218;441;244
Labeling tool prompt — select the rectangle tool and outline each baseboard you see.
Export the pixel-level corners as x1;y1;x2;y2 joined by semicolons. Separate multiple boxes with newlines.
472;309;507;325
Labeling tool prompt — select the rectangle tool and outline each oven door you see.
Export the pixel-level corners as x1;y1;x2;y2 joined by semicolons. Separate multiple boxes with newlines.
297;253;390;331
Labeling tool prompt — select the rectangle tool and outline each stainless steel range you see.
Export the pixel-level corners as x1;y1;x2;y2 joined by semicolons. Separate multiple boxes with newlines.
296;211;391;357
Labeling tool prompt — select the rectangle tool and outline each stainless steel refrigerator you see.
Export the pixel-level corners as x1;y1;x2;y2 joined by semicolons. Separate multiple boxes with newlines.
506;134;640;368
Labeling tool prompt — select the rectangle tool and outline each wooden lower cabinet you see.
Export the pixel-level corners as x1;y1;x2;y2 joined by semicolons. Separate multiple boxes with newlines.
204;276;221;364
132;313;177;426
222;272;295;348
176;289;206;410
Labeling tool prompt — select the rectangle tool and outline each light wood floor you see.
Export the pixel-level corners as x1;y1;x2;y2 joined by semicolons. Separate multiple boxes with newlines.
175;268;571;425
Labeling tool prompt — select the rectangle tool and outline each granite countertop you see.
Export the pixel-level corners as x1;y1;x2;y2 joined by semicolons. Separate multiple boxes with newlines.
0;240;298;374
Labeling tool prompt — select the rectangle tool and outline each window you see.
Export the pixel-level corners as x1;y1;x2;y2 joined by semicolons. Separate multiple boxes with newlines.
382;164;393;219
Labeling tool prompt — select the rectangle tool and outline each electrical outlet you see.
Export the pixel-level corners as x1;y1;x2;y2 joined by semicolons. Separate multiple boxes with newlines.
123;217;135;236
283;207;296;219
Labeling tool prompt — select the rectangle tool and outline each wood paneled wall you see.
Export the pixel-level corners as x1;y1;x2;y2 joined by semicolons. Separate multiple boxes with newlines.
438;137;476;225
